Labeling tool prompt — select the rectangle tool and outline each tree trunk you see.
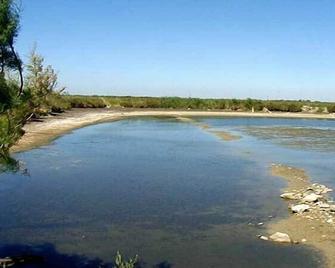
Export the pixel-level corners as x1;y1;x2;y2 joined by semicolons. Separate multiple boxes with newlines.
9;43;23;96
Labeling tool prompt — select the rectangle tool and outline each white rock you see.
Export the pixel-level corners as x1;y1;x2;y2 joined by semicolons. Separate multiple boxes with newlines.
330;205;335;212
269;232;292;243
291;204;310;213
257;222;264;226
259;236;269;241
321;188;332;194
302;193;321;203
326;219;333;224
280;193;299;200
318;202;330;209
301;238;307;243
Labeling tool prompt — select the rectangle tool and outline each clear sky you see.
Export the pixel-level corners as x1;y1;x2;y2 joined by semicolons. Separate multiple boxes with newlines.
16;0;335;101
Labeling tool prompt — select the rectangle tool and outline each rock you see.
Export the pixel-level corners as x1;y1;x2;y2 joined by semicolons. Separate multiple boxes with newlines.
302;193;321;203
291;204;310;213
257;222;264;226
326;219;333;224
269;232;292;243
301;238;307;242
312;184;332;194
321;188;332;194
330;205;335;212
280;193;299;200
318;202;330;209
259;235;269;241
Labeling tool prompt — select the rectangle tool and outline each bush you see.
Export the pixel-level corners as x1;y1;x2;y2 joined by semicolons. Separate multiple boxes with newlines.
328;105;335;113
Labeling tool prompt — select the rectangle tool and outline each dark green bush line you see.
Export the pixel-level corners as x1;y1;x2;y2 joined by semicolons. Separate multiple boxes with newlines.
62;95;335;113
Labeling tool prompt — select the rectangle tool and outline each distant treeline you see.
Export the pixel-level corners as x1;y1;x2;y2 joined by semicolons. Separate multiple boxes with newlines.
61;95;335;113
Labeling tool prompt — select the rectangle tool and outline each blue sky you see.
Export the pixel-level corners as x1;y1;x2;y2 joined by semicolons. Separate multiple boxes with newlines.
17;0;335;101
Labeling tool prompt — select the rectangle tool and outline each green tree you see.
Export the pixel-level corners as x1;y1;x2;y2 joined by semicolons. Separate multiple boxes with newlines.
0;0;27;164
25;47;65;113
0;0;23;95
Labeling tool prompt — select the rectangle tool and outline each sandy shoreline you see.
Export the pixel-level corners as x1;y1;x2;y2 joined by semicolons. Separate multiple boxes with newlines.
11;108;335;153
268;164;335;268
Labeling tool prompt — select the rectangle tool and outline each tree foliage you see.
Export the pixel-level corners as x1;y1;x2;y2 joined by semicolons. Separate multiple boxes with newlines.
0;0;23;94
25;48;65;113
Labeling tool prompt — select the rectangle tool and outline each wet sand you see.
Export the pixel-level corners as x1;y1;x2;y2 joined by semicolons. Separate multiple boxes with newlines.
210;131;241;141
11;108;335;153
268;164;335;268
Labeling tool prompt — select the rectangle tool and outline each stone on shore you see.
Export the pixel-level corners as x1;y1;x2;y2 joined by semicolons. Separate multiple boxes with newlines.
302;193;321;203
291;204;310;213
269;232;292;243
280;192;299;200
259;235;269;241
318;202;330;209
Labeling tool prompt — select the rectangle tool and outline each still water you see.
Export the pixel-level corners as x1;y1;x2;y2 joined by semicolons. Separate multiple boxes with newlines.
1;117;334;267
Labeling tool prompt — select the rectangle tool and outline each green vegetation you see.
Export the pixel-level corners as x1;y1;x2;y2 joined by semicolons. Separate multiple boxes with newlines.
114;251;139;268
0;0;67;164
1;0;26;161
62;95;335;114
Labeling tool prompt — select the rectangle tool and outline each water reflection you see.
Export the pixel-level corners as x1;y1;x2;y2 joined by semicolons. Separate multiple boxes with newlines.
0;154;28;175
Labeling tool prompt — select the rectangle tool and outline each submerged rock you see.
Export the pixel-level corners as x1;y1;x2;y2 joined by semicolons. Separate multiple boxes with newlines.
291;204;310;213
269;232;292;243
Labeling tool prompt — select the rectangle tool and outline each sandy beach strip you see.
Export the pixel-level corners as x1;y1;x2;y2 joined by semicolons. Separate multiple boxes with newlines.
11;108;335;153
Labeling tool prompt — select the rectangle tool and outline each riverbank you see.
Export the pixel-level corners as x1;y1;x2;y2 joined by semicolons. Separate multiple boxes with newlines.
11;108;335;153
267;164;335;268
